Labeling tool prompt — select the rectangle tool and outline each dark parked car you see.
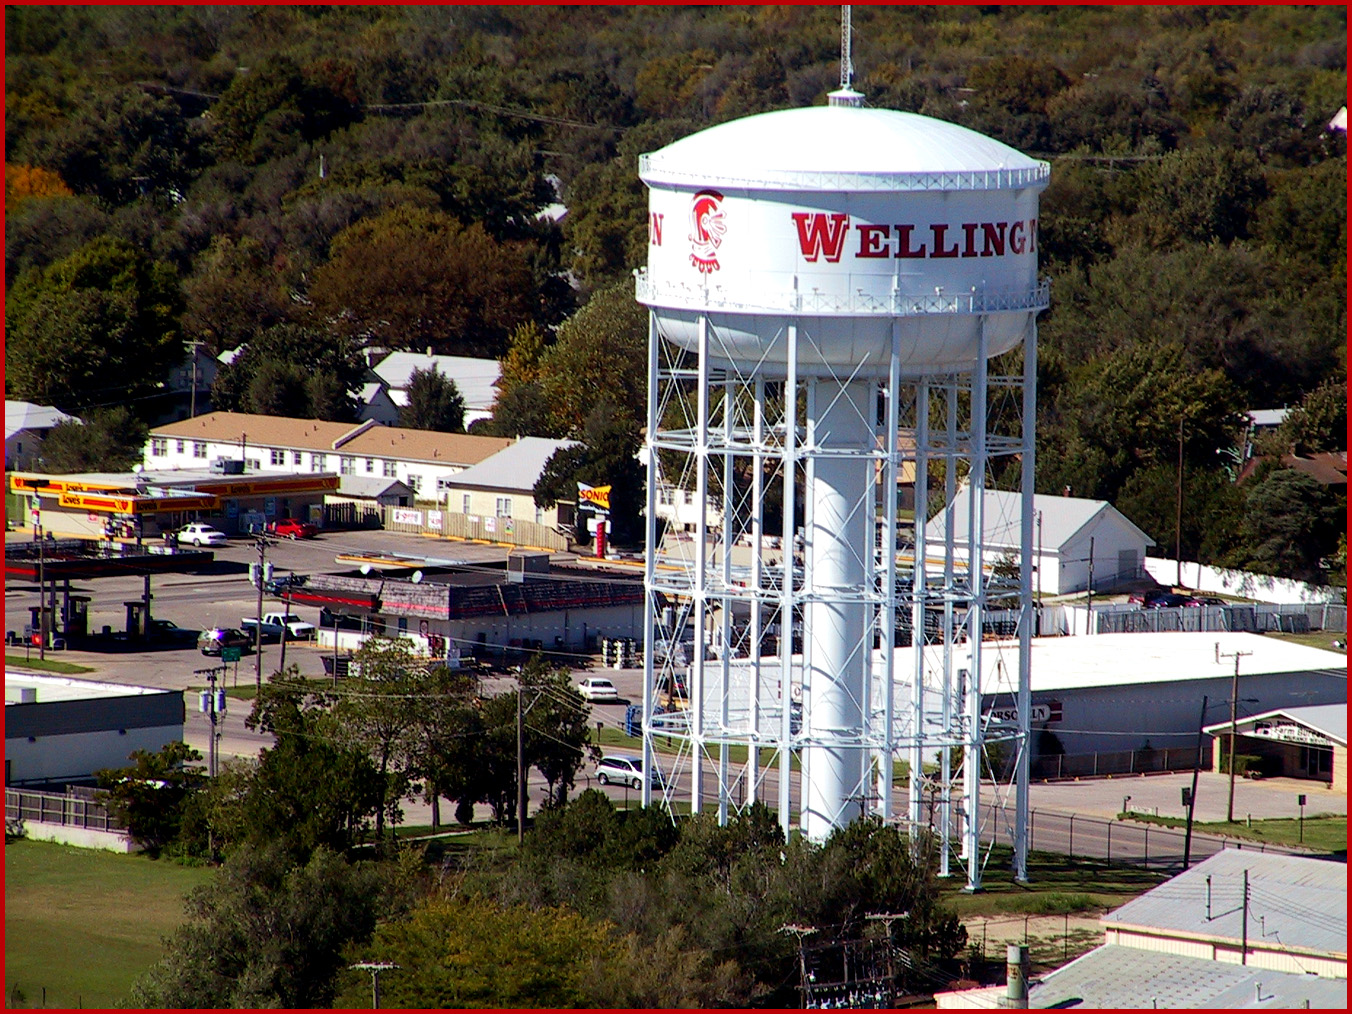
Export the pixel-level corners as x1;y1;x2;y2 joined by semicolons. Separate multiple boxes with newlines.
1145;593;1193;609
198;627;253;656
149;619;198;643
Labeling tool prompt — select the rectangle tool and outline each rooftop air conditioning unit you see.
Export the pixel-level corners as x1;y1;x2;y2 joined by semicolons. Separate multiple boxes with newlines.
211;457;246;475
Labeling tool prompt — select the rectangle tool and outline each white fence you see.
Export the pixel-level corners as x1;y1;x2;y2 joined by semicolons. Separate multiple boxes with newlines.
1145;556;1342;605
382;505;569;551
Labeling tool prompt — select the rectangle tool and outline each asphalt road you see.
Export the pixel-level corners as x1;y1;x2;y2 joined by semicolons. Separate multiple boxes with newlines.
7;528;1339;864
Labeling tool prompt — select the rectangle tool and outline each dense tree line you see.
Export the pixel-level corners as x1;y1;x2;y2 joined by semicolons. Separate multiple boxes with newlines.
5;5;1344;568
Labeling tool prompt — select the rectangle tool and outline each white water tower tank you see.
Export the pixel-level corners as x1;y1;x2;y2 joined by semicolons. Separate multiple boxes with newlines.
638;104;1049;377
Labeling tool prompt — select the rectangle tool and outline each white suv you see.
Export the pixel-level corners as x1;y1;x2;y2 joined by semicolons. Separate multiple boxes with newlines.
178;522;227;546
594;754;661;790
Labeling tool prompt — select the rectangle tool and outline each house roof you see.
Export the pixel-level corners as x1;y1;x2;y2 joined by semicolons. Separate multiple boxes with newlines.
1247;408;1290;429
1202;702;1347;747
1282;452;1347;486
1103;851;1346;958
1028;944;1347;1009
336;476;414;500
924;489;1156;552
338;425;510;468
441;437;578;494
6;400;78;439
148;412;511;466
371;353;501;411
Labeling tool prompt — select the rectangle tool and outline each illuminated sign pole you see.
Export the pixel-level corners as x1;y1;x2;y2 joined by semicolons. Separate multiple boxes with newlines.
577;482;612;559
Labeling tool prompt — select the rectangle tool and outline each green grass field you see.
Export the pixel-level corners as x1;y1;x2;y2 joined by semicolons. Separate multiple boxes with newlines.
4;654;95;674
1264;630;1347;652
1120;812;1347;857
937;846;1168;921
4;839;212;1009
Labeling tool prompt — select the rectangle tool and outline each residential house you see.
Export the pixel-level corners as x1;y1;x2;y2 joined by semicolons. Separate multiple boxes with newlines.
369;351;502;428
5;401;78;471
439;436;578;530
925;489;1156;595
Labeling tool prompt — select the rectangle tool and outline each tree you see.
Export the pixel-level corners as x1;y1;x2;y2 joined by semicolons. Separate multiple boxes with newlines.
331;637;424;846
37;406;146;473
1230;468;1344;583
334;895;614;1009
242;672;386;860
520;654;597;808
179;236;290;355
307;206;536;358
534;402;645;544
4;236;184;412
208;322;363;421
95;741;205;858
398;367;466;433
535;284;648;435
1277;378;1347;456
126;843;383;1008
405;664;480;828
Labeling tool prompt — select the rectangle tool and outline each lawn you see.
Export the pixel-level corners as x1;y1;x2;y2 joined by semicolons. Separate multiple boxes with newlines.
4;839;213;1009
937;845;1168;921
1120;812;1347;858
1264;630;1347;653
3;654;95;674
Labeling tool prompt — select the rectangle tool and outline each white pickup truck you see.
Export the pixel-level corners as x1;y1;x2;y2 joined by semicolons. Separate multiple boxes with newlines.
241;611;316;642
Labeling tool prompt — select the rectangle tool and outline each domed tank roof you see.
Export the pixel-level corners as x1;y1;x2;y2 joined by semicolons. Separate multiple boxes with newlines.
640;105;1048;193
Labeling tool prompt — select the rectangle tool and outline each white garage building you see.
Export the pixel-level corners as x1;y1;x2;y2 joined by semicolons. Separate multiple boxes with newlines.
925;489;1155;595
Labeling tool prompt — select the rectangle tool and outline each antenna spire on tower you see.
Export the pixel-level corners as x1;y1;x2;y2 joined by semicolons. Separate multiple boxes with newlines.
840;5;853;91
829;6;863;107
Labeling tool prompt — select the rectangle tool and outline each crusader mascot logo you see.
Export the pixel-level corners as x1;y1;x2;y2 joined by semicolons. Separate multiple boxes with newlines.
688;189;726;273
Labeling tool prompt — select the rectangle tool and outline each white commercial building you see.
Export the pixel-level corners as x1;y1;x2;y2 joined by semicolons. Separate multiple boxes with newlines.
5;674;185;787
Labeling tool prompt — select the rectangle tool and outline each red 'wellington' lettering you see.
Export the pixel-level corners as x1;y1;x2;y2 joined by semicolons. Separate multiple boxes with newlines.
855;223;891;258
929;223;959;258
792;212;851;263
895;224;926;258
980;221;1008;257
1009;220;1026;254
961;223;980;258
648;212;663;246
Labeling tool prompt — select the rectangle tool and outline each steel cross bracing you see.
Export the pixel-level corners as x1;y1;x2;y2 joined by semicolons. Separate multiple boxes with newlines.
642;311;1035;891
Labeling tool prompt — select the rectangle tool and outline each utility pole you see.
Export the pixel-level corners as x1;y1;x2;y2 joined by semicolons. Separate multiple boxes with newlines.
350;962;398;1009
781;924;819;1007
252;532;272;690
278;586;291;673
1217;643;1253;823
1175;415;1184;587
187;339;204;419
1182;694;1207;870
195;665;227;778
517;682;526;842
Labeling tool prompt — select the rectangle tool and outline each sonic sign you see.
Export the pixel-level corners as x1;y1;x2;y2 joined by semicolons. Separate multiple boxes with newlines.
577;482;611;514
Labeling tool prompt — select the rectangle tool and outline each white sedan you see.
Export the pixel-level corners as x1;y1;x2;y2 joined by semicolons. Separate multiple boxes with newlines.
177;522;228;547
577;676;620;702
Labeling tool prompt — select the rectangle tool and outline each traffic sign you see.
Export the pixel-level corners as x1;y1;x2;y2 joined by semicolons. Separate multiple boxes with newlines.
221;646;243;663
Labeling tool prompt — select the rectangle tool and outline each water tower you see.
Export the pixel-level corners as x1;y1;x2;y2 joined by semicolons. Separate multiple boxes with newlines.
635;89;1048;889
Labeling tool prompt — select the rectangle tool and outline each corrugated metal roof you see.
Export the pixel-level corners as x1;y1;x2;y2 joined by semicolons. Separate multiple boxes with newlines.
1030;945;1346;1008
924;489;1155;552
442;437;578;493
1105;851;1346;958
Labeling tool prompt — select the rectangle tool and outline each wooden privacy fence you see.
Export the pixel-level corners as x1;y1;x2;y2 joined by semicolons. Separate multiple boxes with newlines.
5;787;124;832
382;505;569;551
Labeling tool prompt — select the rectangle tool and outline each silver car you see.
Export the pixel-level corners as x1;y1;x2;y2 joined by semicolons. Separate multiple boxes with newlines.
594;754;661;790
